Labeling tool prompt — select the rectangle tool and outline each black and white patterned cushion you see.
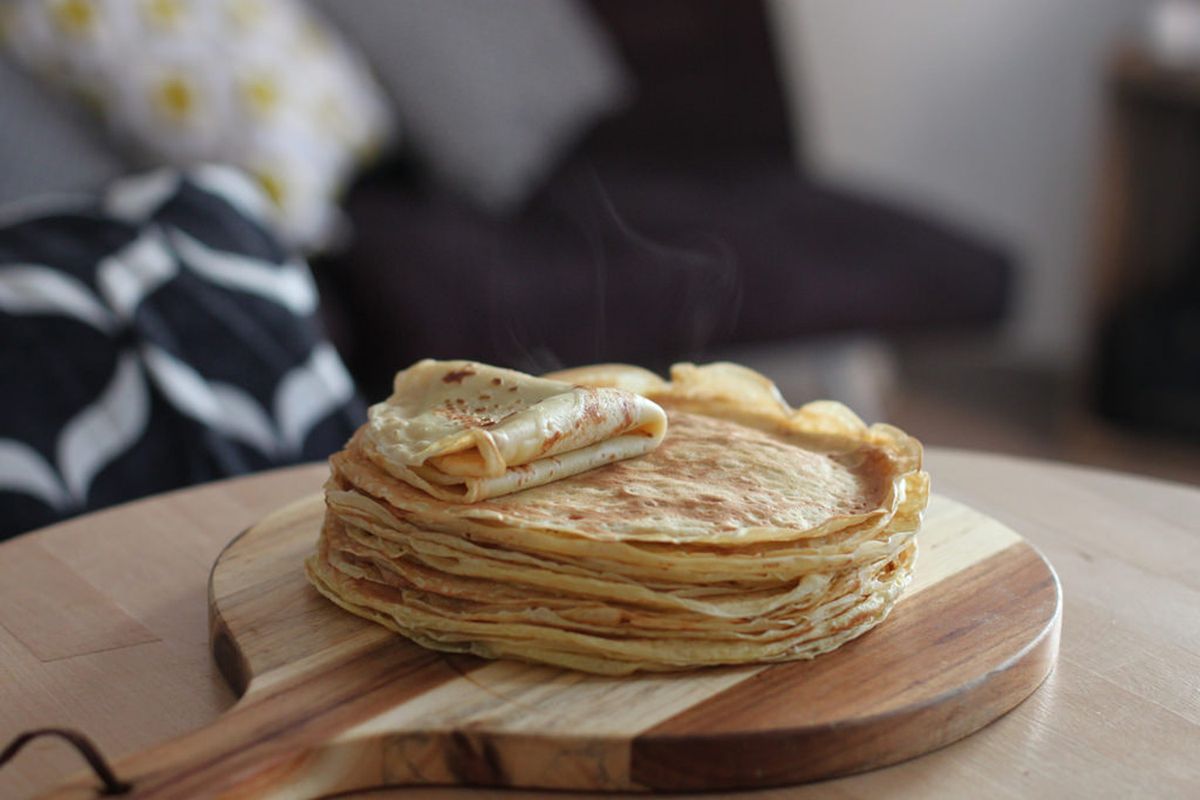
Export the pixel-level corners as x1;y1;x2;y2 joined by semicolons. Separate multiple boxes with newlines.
0;166;364;539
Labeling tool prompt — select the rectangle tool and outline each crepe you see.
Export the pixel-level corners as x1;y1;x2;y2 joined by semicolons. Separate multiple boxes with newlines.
364;359;668;502
307;361;929;675
307;518;915;674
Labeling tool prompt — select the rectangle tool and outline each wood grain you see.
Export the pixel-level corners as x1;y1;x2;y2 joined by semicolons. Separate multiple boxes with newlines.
27;490;1059;797
0;539;158;661
3;451;1197;799
632;546;1059;789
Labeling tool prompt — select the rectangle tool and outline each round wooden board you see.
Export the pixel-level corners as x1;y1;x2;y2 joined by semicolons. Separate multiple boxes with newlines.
80;492;1059;798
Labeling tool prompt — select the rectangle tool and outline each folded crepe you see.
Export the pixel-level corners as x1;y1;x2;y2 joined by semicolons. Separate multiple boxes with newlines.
363;360;668;502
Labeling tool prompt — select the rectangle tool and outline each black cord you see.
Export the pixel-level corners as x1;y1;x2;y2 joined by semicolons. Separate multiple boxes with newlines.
0;728;131;796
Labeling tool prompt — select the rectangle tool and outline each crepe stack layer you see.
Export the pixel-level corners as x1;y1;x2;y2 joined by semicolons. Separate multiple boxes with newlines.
307;360;929;675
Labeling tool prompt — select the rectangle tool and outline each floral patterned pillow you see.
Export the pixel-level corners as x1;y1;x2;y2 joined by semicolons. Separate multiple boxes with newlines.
0;0;394;251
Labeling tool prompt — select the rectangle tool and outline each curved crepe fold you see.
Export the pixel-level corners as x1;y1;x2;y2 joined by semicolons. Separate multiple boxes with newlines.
365;360;668;502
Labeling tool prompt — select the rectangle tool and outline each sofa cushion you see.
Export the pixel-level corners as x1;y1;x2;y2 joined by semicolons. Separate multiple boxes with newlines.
315;0;629;214
581;0;794;162
552;160;1013;343
0;55;124;209
0;0;394;251
0;166;363;538
317;157;1011;398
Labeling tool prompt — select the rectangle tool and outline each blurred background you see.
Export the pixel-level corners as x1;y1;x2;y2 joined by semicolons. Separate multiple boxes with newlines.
768;0;1200;486
2;0;1199;536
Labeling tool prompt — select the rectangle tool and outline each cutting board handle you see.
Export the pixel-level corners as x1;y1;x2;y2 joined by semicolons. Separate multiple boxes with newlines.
33;688;437;797
2;729;128;796
34;630;458;799
33;687;353;798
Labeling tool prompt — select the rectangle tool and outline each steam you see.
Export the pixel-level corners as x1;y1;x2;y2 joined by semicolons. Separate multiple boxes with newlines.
490;167;742;373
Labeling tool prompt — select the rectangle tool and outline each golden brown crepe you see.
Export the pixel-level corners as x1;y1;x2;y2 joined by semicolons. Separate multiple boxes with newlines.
364;359;668;502
306;361;929;675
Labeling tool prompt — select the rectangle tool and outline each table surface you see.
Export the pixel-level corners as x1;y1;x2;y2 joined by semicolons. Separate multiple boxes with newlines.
1;449;1198;799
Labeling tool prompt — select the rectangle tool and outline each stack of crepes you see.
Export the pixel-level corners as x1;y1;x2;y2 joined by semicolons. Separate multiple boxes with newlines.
306;359;929;675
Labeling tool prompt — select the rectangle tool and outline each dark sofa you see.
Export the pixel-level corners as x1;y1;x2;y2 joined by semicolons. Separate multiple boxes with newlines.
314;1;1012;399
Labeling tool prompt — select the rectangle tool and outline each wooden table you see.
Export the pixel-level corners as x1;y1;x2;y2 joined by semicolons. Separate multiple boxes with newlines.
2;450;1198;799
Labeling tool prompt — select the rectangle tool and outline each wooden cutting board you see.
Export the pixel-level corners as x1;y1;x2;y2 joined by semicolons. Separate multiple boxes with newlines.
42;492;1060;798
